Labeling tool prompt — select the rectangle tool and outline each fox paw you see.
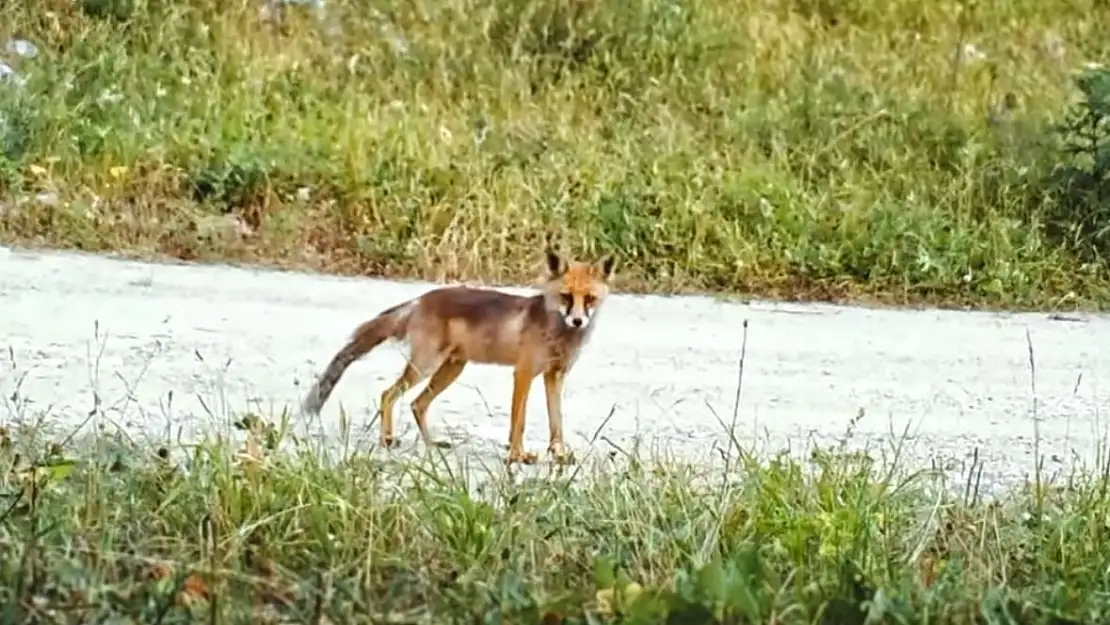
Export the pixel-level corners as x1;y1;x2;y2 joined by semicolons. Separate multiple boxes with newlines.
548;444;576;466
552;450;576;466
380;436;402;450
506;450;538;465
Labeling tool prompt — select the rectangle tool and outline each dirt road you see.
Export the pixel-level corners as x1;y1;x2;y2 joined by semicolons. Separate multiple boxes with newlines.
2;246;1107;491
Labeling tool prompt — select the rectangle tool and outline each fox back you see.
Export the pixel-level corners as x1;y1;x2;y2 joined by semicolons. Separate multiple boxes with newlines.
405;250;616;370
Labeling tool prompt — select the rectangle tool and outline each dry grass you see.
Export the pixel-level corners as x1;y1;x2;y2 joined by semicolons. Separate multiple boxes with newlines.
1;0;1110;309
2;407;1110;624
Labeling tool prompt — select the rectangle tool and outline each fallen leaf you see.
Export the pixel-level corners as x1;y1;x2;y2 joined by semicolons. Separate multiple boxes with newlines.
178;573;209;606
595;588;615;618
256;556;277;578
16;459;79;486
260;583;295;607
147;562;174;582
622;582;643;601
237;434;265;467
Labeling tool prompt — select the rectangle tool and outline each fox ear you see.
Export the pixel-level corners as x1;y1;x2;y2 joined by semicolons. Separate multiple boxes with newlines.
596;255;616;281
545;248;566;277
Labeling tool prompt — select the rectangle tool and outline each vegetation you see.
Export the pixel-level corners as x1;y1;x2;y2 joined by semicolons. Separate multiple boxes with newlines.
2;0;1110;308
0;405;1105;624
6;2;1110;621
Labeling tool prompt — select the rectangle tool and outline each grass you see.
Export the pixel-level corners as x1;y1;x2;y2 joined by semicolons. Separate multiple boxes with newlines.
3;402;1110;624
4;1;1110;620
0;325;1108;624
2;0;1110;309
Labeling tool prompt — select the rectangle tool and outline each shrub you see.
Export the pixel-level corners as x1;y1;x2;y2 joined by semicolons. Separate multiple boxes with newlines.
0;0;1109;308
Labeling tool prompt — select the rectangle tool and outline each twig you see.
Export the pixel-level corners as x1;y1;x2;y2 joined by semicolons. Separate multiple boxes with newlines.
1025;328;1043;515
721;319;751;473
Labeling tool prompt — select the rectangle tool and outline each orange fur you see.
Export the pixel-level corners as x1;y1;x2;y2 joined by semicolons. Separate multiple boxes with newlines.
301;248;616;465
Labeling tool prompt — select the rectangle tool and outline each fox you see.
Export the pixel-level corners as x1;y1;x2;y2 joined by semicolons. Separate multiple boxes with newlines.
299;247;617;465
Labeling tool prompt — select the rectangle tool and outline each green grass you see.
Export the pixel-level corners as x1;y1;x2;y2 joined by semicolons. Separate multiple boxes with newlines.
3;406;1110;624
2;0;1110;309
5;2;1110;617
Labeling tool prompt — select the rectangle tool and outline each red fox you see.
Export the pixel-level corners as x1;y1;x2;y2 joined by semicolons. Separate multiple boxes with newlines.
300;247;617;465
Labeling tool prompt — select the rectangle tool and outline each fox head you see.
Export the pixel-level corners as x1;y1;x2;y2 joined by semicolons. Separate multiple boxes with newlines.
543;248;616;330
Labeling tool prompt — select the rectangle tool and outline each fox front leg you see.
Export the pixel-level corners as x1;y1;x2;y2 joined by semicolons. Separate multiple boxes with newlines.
543;368;575;465
506;364;539;465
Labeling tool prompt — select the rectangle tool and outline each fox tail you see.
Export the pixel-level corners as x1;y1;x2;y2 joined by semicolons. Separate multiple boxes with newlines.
300;300;414;416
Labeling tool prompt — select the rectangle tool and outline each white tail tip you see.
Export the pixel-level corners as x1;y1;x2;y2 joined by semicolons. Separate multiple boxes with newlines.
300;384;323;417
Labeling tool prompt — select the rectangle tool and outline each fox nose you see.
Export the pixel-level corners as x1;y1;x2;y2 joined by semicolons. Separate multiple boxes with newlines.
570;317;583;327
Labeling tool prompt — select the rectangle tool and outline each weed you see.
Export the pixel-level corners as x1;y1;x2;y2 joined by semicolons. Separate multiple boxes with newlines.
0;0;1109;309
0;408;1108;623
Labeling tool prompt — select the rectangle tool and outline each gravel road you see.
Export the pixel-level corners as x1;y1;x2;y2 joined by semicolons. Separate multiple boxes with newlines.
2;246;1109;493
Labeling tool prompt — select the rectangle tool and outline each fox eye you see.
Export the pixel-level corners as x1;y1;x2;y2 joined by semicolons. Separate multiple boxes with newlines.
560;293;573;308
583;295;596;308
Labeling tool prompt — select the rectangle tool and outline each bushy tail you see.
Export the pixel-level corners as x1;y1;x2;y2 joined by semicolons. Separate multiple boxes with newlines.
300;301;413;416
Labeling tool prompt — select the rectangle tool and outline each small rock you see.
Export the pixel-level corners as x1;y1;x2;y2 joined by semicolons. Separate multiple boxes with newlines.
259;0;328;24
195;214;255;240
1042;31;1066;61
386;31;409;55
34;192;59;207
473;117;490;145
258;3;279;22
960;43;987;63
0;62;25;87
5;39;39;59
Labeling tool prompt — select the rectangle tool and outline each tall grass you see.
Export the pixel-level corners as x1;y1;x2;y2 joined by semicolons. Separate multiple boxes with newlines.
2;0;1110;308
2;409;1110;624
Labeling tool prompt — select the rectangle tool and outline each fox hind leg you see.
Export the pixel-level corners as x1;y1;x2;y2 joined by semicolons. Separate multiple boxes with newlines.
379;363;424;449
379;342;447;448
379;337;452;450
410;355;466;449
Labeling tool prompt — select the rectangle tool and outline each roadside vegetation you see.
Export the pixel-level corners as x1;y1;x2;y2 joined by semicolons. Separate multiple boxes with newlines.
1;406;1108;624
3;1;1110;621
2;0;1110;309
